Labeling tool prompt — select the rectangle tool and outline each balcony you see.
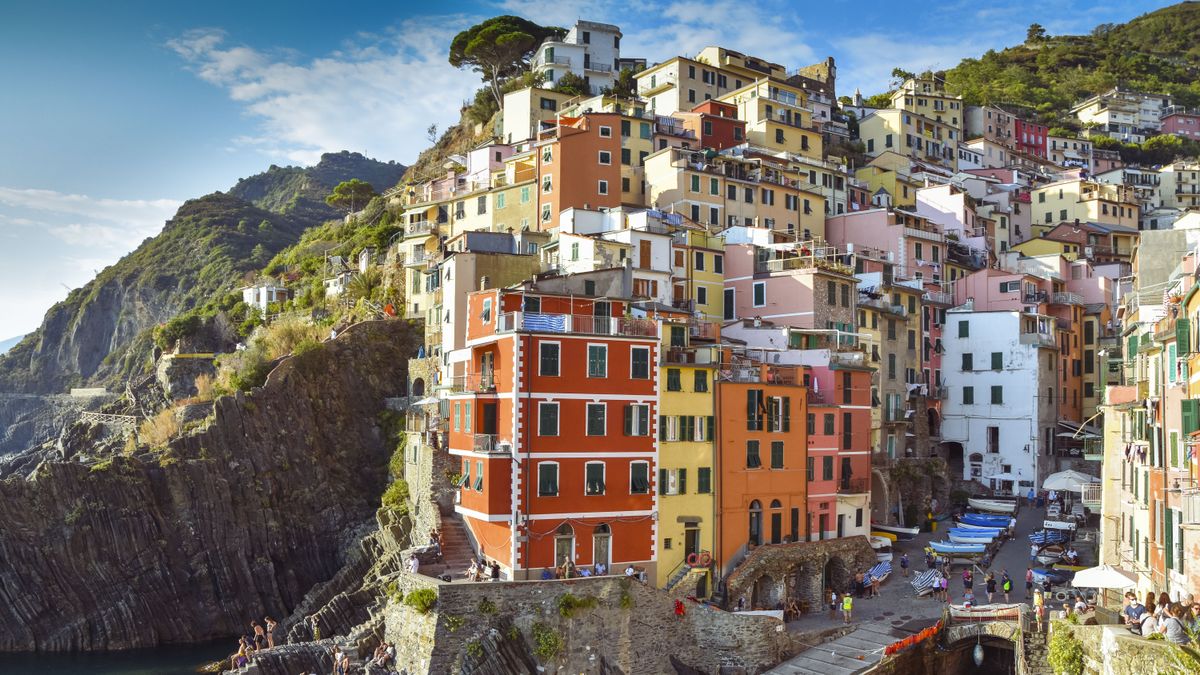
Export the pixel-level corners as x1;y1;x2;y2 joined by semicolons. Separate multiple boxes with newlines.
496;312;658;338
656;117;695;139
1052;292;1084;305
756;255;854;276
859;296;907;316
447;371;499;394
472;434;513;455
1182;489;1200;525
1081;482;1103;508
584;61;613;73
638;73;676;96
536;55;571;67
838;477;869;495
404;251;431;266
883;408;908;423
405;221;436;237
923;290;954;306
902;226;946;243
717;365;799;384
689;321;720;341
1019;332;1057;348
1024;291;1049;304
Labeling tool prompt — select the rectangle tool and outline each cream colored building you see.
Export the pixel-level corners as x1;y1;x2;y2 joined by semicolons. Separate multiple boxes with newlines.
1031;178;1139;231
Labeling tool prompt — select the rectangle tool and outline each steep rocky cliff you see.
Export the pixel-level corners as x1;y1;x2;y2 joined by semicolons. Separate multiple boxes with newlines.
0;319;419;651
0;153;407;395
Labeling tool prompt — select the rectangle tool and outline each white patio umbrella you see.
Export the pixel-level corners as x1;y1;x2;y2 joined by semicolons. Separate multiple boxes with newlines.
1070;565;1138;589
1043;470;1100;492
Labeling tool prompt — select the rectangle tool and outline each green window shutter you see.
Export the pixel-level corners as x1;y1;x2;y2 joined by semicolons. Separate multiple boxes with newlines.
706;416;715;441
1182;399;1200;436
1170;432;1179;468
958;320;969;337
659;415;667;441
1127;335;1138;363
1165;509;1174;570
624;405;633;436
1143;471;1149;505
782;397;791;431
659;468;668;494
678;468;687;494
991;352;1003;370
697;467;711;494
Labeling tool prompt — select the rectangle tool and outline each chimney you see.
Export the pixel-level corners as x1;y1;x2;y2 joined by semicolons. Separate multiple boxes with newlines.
480;276;490;291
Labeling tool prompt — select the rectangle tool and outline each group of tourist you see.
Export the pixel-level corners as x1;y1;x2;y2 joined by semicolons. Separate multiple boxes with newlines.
464;556;503;581
227;617;278;670
365;641;398;674
1121;591;1200;644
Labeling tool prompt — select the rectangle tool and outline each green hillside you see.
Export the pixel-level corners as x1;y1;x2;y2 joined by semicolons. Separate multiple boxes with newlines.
943;2;1200;116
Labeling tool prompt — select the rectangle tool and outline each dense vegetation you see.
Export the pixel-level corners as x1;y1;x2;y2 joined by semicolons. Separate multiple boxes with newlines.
943;3;1200;114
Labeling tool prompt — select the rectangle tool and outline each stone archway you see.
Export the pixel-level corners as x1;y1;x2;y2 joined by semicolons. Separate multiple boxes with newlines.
751;573;782;609
871;468;890;524
823;555;851;597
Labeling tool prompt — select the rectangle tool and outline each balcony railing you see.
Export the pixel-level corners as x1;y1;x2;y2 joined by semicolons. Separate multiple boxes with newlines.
1081;482;1103;507
1024;291;1049;304
447;371;499;393
1019;332;1057;348
689;321;720;341
405;221;436;236
1052;292;1084;305
472;434;513;454
838;477;869;495
923;290;954;306
584;61;613;73
717;365;799;384
883;408;908;423
404;251;430;266
537;55;571;67
496;312;658;338
637;73;676;96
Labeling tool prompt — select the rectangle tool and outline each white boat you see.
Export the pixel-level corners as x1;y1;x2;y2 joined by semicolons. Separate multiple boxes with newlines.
968;497;1018;514
949;603;1023;621
949;531;999;545
872;523;921;540
911;569;942;596
955;520;1008;531
869;535;893;562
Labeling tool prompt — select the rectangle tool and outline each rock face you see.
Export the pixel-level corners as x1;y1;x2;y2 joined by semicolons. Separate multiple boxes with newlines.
0;320;420;652
0;394;95;458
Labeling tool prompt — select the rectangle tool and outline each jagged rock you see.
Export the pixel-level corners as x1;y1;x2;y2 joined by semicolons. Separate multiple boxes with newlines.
0;319;420;652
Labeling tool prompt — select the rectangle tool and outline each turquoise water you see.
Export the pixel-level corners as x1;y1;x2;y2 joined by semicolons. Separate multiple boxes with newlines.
0;642;232;674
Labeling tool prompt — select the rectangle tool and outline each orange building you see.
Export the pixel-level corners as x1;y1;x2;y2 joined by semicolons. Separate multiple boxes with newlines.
713;362;809;574
450;286;660;579
535;113;628;230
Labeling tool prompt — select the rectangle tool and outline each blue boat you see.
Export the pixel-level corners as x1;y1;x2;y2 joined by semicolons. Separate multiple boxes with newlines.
1029;530;1069;545
955;520;1007;530
948;528;1003;544
961;513;1010;526
929;541;986;555
867;561;893;582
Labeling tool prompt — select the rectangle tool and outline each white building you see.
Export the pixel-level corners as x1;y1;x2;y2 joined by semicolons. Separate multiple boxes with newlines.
241;281;292;316
552;207;676;306
532;20;622;95
1071;88;1171;144
941;307;1059;495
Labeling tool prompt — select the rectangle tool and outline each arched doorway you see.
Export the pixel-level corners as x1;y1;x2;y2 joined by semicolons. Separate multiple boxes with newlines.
871;468;890;524
769;500;783;544
592;523;610;569
751;574;781;609
412;377;426;397
748;500;762;546
555;523;574;567
927;408;941;438
823;556;851;596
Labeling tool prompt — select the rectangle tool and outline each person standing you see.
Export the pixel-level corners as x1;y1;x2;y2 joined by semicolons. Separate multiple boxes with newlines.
842;593;854;623
828;589;838;620
1033;588;1046;632
940;575;950;602
1025;567;1034;599
1030;543;1039;564
985;573;996;604
490;560;501;582
1001;572;1012;603
900;553;910;577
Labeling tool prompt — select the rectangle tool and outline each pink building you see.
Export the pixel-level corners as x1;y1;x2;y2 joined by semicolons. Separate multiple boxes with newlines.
825;209;947;285
722;238;858;334
1161;107;1200;140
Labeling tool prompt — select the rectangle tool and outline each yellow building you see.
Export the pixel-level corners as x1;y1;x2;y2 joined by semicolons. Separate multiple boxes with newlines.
890;77;964;132
672;228;726;323
1011;237;1081;260
636;47;786;117
718;79;822;159
856;281;924;458
858;108;959;170
655;313;719;594
500;86;575;144
1031;178;1139;232
854;162;922;207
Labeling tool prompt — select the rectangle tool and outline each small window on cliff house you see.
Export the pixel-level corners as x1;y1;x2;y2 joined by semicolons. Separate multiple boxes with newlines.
412;378;425;397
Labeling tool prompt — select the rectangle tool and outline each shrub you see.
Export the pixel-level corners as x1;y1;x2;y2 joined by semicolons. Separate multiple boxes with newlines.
405;587;438;614
478;597;497;615
1048;625;1084;675
138;409;180;448
466;640;483;658
531;623;563;660
385;580;404;604
192;373;215;402
445;615;465;632
381;479;410;512
619;591;634;610
153;312;203;351
261;318;323;360
557;593;598;618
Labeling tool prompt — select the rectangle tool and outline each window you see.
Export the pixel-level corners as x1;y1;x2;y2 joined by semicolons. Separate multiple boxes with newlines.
541;204;552;222
887;354;896;380
621;148;631;164
714;254;723;274
538;462;559;496
496;192;506;209
621;120;631;137
597;180;609;195
585;462;606;495
694;251;705;271
630;346;650;379
710;178;719;195
587;345;608;377
598;150;611;165
542;175;552;193
822;456;834;480
724;288;735;320
694;370;708;392
697;467;712;494
599;126;612;138
477;195;487;215
624;404;650;436
540;342;560;376
962;353;973;371
667;368;682;391
474;461;484;491
841;284;850;307
963;386;974;404
539;402;559;436
991;352;1002;370
630;461;649;494
697;287;707;305
991;386;1003;404
746;440;762;468
753;282;766;307
958;320;969;337
824;413;835;435
770;441;784;469
586;403;606;436
827;280;836;305
775;128;785;144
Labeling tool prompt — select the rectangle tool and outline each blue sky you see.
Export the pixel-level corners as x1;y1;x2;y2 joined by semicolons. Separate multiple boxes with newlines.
0;0;1176;338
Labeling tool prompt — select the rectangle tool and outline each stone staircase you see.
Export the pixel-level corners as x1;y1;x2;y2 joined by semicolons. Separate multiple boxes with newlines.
435;509;477;576
766;623;906;674
1023;629;1053;674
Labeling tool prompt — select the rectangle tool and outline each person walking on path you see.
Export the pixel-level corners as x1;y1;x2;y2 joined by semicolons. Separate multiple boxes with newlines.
940;575;949;602
962;568;973;592
1034;589;1046;632
1025;567;1034;599
900;553;910;577
1001;572;1012;603
986;573;997;604
842;593;854;623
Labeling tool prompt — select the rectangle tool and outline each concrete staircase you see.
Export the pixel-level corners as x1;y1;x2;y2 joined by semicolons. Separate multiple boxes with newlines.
1023;629;1053;674
435;509;477;576
767;623;906;674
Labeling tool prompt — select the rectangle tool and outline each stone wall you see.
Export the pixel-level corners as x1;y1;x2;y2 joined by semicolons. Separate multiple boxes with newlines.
723;537;877;614
1053;622;1200;675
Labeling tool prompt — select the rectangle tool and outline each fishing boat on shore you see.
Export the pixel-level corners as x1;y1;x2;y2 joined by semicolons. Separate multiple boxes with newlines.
1029;530;1070;545
961;512;1010;525
949;603;1023;621
872;523;920;540
870;536;894;562
955;519;1009;531
967;497;1018;514
871;530;898;542
911;568;943;596
948;528;1002;544
929;541;986;555
1036;544;1065;565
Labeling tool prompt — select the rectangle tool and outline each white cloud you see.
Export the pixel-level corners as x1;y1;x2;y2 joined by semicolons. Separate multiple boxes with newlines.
168;18;485;166
0;187;179;234
834;28;1022;96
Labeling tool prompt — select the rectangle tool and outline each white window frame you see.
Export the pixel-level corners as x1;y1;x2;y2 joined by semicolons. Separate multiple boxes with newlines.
585;460;606;496
599;126;612;138
663;415;679;441
630;346;650;379
598;150;611;165
538;401;560;436
537;461;560;496
539;341;561;377
628;403;650;436
586;402;607;436
541;204;552;222
474;460;484;492
662;468;680;496
752;281;766;307
724;287;736;320
630;460;650;494
587;343;608;378
598;179;608;195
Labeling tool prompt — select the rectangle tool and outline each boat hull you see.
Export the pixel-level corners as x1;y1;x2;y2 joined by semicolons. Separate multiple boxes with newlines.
929;541;986;554
968;498;1018;514
949;604;1023;621
950;533;997;545
872;523;920;540
871;530;898;542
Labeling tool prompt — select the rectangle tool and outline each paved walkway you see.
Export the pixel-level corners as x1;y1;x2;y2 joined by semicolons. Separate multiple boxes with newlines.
771;502;1051;674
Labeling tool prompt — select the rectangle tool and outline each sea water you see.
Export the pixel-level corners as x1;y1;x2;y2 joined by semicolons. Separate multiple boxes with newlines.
0;641;231;674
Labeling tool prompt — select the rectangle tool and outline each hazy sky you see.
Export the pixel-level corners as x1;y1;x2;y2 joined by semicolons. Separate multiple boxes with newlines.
0;0;1175;338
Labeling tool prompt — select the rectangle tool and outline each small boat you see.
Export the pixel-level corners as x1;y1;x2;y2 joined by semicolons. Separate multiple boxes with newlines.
911;568;943;596
871;530;898;542
955;520;1007;531
872;523;920;540
1029;530;1069;545
867;561;893;584
968;498;1018;514
929;541;986;555
1036;544;1065;565
960;512;1011;526
870;536;893;563
948;529;1001;544
949;603;1024;621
